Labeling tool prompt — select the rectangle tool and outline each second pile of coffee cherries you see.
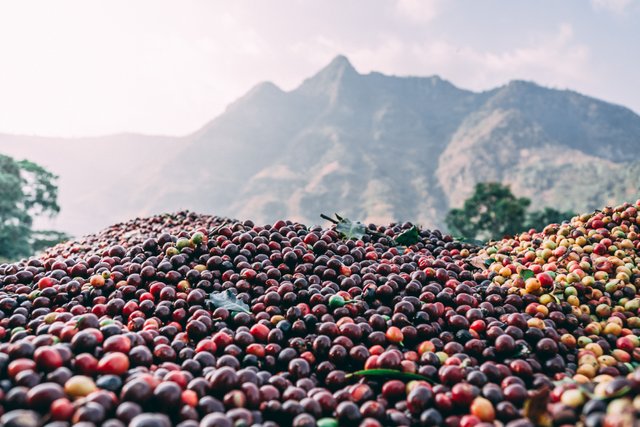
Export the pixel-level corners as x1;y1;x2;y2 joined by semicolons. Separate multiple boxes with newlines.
1;205;640;427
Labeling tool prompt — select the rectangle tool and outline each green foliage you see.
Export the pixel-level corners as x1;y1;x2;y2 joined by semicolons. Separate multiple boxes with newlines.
446;182;574;242
395;225;420;246
526;207;575;232
0;154;67;261
445;182;530;242
31;230;72;254
322;214;422;249
335;218;367;240
520;269;535;280
321;213;369;240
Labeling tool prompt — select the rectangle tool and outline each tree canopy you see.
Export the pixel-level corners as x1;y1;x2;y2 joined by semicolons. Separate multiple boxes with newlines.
445;182;574;242
526;207;576;232
0;154;68;261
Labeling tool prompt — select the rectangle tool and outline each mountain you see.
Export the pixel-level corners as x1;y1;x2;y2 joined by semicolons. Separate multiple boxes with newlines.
2;55;640;236
136;55;640;229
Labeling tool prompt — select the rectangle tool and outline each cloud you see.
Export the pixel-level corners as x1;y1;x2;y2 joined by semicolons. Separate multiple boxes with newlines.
0;1;273;136
450;23;591;88
394;0;441;23
0;1;633;136
591;0;633;14
290;24;591;94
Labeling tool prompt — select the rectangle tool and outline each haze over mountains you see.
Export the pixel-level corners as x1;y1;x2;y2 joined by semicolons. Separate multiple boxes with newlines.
2;55;640;237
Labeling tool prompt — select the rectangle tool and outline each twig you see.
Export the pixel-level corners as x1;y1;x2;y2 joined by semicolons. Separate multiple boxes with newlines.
320;214;340;224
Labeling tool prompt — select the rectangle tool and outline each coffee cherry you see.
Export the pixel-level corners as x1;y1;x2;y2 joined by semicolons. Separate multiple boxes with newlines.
64;376;97;398
470;396;495;422
2;205;640;426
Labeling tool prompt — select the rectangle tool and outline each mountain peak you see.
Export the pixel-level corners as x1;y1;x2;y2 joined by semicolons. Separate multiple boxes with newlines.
312;54;358;81
226;81;284;108
246;81;283;97
325;55;356;73
502;80;541;92
296;55;359;96
507;79;538;86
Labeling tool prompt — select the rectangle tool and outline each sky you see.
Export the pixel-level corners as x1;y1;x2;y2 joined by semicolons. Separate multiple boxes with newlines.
0;0;638;137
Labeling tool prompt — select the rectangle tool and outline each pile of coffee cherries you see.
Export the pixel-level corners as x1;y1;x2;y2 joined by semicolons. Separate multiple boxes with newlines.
1;204;640;427
40;212;231;259
478;201;640;426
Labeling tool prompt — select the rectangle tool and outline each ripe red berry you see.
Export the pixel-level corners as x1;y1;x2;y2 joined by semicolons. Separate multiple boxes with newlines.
98;352;129;376
386;326;404;344
34;346;63;372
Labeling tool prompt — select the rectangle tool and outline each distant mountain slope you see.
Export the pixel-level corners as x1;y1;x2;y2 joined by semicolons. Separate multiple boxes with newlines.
2;55;639;236
437;81;640;213
139;55;640;229
0;134;178;235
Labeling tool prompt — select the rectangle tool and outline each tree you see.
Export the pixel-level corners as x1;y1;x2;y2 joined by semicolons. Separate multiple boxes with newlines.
526;207;575;232
0;154;69;261
445;182;575;242
31;230;72;254
446;182;530;242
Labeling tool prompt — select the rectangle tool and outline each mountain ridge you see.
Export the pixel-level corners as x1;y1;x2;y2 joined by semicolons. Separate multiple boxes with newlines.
1;55;639;236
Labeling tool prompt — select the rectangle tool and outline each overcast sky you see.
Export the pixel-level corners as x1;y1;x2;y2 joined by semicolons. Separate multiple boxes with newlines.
0;0;638;137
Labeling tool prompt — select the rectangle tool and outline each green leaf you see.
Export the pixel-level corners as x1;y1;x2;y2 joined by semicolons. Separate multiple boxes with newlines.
346;369;434;383
316;418;339;427
467;255;489;269
395;225;420;246
520;269;535;280
552;378;576;387
209;290;250;314
74;316;84;329
601;385;631;400
335;218;368;240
